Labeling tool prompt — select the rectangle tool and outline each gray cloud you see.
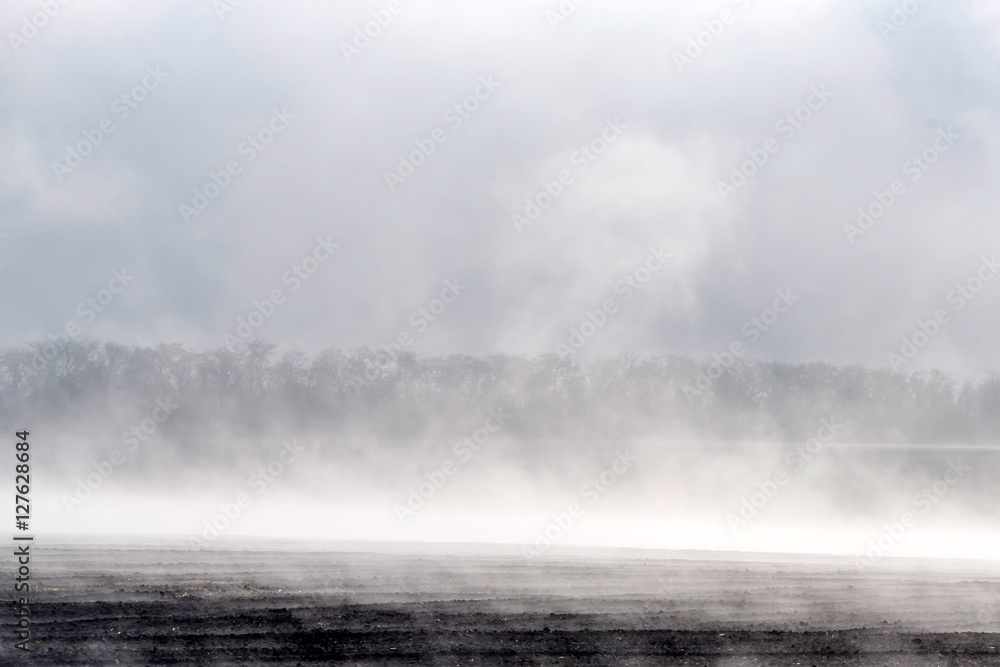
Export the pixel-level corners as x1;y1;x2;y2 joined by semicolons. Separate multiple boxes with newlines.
2;0;999;376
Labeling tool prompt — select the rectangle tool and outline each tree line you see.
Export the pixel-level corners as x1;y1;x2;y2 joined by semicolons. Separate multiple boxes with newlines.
2;339;998;444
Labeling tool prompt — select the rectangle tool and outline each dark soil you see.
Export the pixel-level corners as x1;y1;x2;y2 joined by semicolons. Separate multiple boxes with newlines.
16;597;1000;665
4;541;1000;665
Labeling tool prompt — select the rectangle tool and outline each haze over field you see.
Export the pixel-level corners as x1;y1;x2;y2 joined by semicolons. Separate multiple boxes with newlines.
2;0;1000;563
1;342;997;561
2;0;1000;376
6;3;1000;663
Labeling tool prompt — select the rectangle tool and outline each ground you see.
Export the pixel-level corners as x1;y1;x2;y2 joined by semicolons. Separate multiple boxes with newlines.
2;540;1000;665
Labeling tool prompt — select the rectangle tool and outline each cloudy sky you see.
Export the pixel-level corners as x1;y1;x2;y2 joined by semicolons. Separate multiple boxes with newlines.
3;0;1000;376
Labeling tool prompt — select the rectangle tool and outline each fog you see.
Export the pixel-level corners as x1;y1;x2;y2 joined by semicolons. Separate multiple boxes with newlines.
4;340;997;560
3;0;1000;375
3;0;1000;560
7;2;1000;663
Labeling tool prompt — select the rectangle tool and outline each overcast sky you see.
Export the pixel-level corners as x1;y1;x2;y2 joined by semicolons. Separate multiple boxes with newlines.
3;0;1000;377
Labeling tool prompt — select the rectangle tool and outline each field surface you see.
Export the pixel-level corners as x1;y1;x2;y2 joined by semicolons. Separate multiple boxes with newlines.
2;539;1000;665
